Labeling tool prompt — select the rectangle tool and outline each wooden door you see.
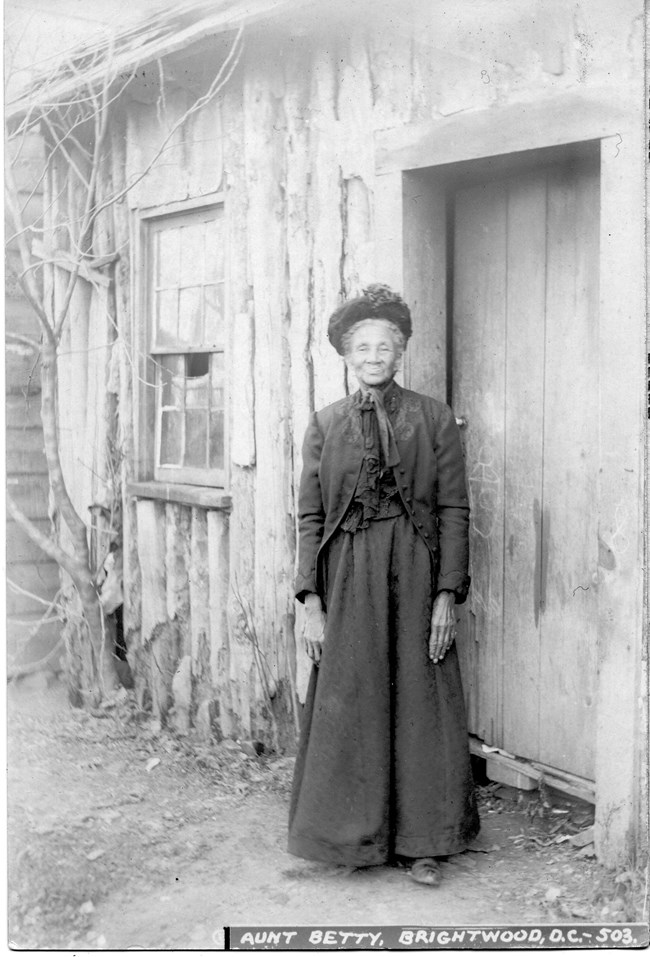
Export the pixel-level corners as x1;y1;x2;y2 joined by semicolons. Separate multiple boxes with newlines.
452;155;600;780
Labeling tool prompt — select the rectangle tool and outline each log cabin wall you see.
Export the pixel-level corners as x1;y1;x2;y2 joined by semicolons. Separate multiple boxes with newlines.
46;2;645;852
6;132;61;670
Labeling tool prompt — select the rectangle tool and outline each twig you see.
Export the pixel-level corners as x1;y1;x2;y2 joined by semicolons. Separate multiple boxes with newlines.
231;578;280;750
5;332;41;353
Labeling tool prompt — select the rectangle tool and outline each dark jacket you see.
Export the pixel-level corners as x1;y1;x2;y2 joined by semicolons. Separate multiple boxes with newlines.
295;381;471;605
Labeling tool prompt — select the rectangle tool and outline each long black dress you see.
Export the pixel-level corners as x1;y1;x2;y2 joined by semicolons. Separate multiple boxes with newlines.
288;386;479;867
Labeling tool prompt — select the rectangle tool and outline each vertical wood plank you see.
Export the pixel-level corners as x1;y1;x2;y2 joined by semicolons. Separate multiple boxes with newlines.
402;170;447;398
539;159;599;778
165;503;191;654
369;25;414;129
374;171;404;296
207;510;233;737
189;508;210;670
595;129;645;864
243;51;294;738
453;181;507;744
136;499;167;638
308;48;347;408
230;305;255;467
501;171;547;760
221;75;259;737
284;50;315;705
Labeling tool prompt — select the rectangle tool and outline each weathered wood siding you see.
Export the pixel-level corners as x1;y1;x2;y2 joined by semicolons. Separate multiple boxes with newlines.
6;132;61;669
45;4;645;870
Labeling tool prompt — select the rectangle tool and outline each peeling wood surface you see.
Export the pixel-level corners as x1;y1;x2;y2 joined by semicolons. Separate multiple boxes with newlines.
41;10;646;862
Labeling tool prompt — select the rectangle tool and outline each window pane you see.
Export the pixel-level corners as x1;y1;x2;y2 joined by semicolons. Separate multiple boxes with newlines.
209;411;225;470
178;286;202;343
160;410;183;465
159;355;184;408
186;353;210;377
204;284;224;345
184;411;208;468
155;289;178;346
179;222;205;286
210;352;225;409
185;374;209;410
204;217;224;281
157;228;181;286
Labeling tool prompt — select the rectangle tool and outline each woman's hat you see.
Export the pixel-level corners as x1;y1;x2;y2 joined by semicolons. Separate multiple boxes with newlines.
327;283;412;355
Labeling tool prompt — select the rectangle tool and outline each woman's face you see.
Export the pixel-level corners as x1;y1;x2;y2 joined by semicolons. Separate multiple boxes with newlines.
345;320;400;388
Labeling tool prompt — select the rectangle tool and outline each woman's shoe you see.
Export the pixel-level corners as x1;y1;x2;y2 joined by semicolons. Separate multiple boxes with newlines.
409;858;442;886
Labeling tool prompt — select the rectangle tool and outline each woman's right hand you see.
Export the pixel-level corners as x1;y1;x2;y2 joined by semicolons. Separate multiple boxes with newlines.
303;594;327;664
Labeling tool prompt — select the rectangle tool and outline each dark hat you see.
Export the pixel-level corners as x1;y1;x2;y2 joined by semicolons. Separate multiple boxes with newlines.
327;283;412;355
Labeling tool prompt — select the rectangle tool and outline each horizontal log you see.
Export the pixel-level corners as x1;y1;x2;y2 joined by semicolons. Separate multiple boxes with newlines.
6;446;48;475
6;396;43;429
31;240;112;288
6;519;55;564
6;615;61;666
7;562;60;615
375;90;634;175
7;477;50;519
127;481;231;511
5;346;41;395
5;296;43;337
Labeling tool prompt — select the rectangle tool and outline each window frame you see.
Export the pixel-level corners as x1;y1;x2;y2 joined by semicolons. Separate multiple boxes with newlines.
133;193;229;495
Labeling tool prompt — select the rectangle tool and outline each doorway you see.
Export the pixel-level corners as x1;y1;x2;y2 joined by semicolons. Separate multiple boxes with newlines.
405;143;600;780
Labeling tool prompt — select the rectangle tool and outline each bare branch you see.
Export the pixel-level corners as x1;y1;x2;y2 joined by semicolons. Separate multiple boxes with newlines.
87;25;244;229
41;111;91;189
7;495;78;576
4;162;51;326
5;332;41;353
5;260;55;344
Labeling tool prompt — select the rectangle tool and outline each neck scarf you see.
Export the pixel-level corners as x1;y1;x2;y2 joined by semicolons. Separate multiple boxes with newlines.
357;381;401;469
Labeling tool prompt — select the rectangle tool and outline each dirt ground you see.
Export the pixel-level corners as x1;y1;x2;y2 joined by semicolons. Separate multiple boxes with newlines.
7;675;647;950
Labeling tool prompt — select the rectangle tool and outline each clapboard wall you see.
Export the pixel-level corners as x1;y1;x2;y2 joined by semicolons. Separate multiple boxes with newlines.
6;132;61;671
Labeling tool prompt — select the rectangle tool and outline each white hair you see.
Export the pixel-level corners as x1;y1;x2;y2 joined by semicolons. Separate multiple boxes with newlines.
340;319;407;359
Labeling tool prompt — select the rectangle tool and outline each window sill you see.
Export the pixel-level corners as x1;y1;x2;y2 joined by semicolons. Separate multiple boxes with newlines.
127;481;232;510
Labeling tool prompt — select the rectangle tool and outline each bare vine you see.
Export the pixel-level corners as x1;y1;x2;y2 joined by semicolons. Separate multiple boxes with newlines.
5;24;244;705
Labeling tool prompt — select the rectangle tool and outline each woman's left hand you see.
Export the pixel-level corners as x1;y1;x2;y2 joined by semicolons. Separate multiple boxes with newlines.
429;591;456;663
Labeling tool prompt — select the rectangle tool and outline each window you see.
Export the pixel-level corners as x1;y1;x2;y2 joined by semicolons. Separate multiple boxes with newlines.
146;204;226;487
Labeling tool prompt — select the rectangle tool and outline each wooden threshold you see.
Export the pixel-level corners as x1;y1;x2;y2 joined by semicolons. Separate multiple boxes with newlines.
469;737;595;805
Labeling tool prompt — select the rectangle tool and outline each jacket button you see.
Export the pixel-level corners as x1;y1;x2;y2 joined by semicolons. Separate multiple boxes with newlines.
418;522;423;528
399;468;405;474
423;531;429;538
402;484;408;490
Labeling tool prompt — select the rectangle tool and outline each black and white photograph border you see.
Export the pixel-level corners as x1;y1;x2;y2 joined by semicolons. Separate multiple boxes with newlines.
4;0;648;950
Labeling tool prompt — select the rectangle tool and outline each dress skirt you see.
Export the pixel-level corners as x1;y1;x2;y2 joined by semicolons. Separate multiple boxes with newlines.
288;512;479;867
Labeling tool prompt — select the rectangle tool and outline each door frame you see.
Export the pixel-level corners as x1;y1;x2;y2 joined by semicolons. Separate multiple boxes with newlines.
373;90;646;867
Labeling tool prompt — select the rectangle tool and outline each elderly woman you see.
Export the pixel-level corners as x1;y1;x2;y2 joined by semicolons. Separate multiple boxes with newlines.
288;284;479;886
